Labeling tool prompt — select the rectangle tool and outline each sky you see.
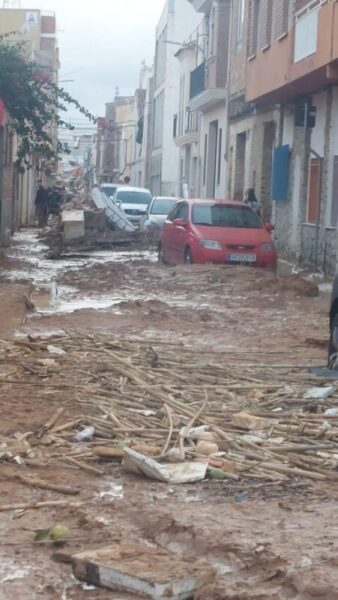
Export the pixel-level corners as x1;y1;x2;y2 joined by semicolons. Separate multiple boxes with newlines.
20;0;165;127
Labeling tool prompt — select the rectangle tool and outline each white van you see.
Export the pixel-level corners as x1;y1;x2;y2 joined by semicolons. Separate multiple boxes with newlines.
114;186;152;225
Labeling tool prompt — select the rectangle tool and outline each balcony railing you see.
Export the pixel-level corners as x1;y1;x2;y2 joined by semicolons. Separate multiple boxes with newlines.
173;109;199;139
190;61;206;100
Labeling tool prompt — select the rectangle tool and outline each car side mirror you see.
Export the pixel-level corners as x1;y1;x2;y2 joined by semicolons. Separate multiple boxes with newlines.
173;218;187;227
265;223;275;232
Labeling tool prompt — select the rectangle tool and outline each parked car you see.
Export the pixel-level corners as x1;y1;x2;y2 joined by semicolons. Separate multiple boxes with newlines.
114;186;152;226
158;199;277;268
100;183;118;199
142;196;180;232
329;277;338;366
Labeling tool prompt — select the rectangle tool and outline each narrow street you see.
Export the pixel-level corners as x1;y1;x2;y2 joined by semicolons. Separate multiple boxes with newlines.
0;231;337;599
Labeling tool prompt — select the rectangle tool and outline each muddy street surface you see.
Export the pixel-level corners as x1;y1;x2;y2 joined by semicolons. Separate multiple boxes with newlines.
0;229;337;600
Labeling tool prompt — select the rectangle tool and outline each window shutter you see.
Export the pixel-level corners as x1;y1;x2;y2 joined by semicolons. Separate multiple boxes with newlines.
247;0;257;57
274;0;289;39
257;0;272;50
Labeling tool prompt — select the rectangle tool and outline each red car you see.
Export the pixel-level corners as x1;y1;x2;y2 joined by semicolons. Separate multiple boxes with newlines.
158;199;277;268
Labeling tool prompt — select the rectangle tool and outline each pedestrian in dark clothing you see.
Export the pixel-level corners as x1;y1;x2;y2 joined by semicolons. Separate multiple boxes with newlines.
245;188;262;218
35;180;49;227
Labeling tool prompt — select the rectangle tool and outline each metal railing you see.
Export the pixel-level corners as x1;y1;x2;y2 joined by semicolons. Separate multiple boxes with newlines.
173;109;199;139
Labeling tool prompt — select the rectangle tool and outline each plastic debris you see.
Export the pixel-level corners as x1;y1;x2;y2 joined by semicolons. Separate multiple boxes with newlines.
74;426;95;443
304;387;335;400
122;448;207;484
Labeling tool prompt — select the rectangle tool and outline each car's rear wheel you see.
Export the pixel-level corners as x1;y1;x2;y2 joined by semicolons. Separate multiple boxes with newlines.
329;313;338;368
158;243;167;265
184;247;193;264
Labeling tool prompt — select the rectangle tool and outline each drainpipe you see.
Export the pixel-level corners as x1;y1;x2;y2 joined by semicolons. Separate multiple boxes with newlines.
311;147;323;270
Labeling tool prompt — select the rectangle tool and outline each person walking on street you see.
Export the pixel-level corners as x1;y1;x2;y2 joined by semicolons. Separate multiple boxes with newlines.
35;180;49;227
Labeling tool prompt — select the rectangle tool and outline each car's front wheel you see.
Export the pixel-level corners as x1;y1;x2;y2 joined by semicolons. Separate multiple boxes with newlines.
184;247;193;264
329;313;338;368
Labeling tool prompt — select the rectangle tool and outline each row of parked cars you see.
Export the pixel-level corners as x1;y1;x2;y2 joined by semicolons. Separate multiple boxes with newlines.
100;184;277;269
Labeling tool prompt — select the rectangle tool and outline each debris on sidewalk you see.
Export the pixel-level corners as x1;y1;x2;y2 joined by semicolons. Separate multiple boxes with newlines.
71;542;213;599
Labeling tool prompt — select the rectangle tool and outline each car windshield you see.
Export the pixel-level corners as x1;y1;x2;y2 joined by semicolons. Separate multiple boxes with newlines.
192;204;262;229
101;186;116;197
151;198;176;215
116;191;152;205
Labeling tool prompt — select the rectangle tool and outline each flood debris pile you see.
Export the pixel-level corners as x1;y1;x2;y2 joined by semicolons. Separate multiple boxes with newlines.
1;334;338;488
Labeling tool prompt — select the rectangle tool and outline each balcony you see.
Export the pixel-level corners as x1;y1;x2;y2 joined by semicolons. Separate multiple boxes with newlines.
173;109;199;146
246;0;338;104
189;61;226;112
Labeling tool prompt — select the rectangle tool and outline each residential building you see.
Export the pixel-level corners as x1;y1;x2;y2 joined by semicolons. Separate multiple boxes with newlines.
0;8;59;236
0;101;16;245
98;96;134;184
173;42;201;198
187;0;230;199
130;64;153;189
245;0;338;273
151;0;202;196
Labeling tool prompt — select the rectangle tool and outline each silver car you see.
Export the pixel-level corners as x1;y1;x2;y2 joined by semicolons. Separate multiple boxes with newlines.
143;197;180;232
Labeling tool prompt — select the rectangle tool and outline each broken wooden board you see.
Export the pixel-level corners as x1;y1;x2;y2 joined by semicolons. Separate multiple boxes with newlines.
72;543;213;599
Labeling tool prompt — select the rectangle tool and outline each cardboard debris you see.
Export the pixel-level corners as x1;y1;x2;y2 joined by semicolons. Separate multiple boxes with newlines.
72;542;213;599
122;448;207;484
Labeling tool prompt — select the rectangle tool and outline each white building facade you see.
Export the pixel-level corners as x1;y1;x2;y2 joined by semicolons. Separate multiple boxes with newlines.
151;0;202;196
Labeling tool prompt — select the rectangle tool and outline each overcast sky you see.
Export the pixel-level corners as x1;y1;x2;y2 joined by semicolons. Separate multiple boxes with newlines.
20;0;165;125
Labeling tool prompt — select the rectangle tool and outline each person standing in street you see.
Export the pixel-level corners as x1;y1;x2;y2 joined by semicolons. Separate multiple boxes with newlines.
245;188;262;218
35;180;49;227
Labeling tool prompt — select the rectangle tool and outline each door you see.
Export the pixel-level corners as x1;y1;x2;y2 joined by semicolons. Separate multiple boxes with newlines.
171;201;189;262
162;203;180;262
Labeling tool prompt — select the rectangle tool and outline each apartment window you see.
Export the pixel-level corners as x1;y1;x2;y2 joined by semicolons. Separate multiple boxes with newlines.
273;0;289;40
330;157;338;226
203;134;208;186
236;0;246;51
247;0;260;57
257;0;273;50
217;129;223;186
307;158;322;224
294;1;321;63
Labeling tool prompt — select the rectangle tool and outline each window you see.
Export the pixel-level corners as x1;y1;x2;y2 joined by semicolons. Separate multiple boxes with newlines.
257;0;273;50
116;191;152;205
203;134;208;187
307;158;322;224
176;202;189;222
192;204;262;228
151;198;176;215
273;0;289;40
169;201;188;222
217;129;223;186
330;157;338;226
248;0;260;57
236;0;246;51
294;2;320;63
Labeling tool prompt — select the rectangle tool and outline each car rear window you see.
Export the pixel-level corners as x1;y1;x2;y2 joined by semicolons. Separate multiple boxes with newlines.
116;191;152;205
192;204;262;229
151;198;176;215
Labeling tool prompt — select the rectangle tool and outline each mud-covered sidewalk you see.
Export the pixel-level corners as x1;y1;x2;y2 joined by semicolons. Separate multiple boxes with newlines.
0;229;337;600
